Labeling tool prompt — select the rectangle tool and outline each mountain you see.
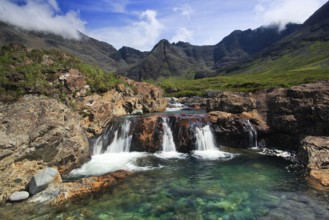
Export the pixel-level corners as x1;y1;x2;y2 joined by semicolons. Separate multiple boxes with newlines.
0;21;142;72
0;1;329;83
124;24;299;81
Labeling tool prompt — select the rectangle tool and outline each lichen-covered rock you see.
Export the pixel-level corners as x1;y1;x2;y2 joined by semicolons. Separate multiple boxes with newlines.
0;160;45;203
0;96;90;174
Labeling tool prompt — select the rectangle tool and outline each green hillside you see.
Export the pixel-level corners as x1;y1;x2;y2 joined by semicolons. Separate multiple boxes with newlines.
157;41;329;97
0;44;124;102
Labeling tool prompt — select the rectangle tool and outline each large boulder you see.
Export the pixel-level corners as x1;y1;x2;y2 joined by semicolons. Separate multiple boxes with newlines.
0;96;90;203
206;92;256;113
299;136;329;188
0;96;90;173
267;82;329;149
29;167;62;195
77;79;167;136
209;110;268;148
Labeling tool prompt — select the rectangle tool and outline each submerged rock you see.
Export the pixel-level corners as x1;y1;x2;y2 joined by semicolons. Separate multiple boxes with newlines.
8;191;29;202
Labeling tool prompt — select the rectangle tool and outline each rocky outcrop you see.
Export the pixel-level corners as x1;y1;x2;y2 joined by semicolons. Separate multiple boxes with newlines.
209;110;268;148
30;170;133;205
77;79;167;136
0;96;90;203
59;69;90;97
299;136;329;188
266;82;329;149
0;96;90;173
0;160;45;203
206;91;256;113
130;115;163;152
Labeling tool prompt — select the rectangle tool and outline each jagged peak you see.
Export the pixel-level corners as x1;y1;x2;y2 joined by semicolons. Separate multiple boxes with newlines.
303;1;329;26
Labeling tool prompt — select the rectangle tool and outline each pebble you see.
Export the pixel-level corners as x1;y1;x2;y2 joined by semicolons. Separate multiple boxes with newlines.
9;191;29;202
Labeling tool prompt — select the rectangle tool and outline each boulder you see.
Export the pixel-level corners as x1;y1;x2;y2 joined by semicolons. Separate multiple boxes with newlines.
299;136;329;188
209;110;268;148
59;69;90;97
0;160;45;203
267;82;329;149
206;92;256;113
131;109;143;115
130;115;163;152
8;191;29;202
0;95;90;174
29;167;62;195
77;80;167;137
29;170;133;205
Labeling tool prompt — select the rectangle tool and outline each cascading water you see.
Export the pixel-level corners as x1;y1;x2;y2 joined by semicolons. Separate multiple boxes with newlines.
245;120;258;148
161;118;176;152
193;124;233;160
156;117;185;159
70;118;149;177
195;125;217;151
105;119;132;153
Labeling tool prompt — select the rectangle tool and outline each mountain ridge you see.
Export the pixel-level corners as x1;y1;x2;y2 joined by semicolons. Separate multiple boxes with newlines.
0;1;329;82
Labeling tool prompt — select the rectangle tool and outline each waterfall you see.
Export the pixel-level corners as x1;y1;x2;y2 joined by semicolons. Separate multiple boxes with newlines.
162;118;176;152
92;135;104;155
105;119;132;153
193;124;233;160
195;125;217;151
155;117;186;159
71;118;149;177
92;119;132;155
245;120;258;148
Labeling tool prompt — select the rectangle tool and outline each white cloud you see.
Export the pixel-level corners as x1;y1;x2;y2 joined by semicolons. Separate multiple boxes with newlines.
0;0;85;39
102;0;129;13
170;27;193;43
88;9;164;51
173;4;194;19
47;0;59;12
255;0;327;29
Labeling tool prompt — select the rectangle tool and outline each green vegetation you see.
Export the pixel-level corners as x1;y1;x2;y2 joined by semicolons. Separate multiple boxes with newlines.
155;41;329;97
0;44;124;102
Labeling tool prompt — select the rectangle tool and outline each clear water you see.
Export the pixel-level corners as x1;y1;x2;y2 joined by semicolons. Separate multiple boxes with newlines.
13;149;328;220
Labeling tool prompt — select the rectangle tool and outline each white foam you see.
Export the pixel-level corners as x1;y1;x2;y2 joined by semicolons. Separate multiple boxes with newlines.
69;152;151;177
166;107;184;112
192;150;234;160
258;148;294;159
154;151;187;159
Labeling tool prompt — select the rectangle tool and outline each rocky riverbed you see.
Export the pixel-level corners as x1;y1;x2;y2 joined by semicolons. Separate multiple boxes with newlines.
0;80;328;209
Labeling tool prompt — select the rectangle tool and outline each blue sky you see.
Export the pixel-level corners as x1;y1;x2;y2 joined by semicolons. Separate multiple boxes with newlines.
0;0;327;51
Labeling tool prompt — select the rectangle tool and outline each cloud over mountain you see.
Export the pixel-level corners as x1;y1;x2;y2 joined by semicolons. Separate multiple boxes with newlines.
0;0;85;39
255;0;327;29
